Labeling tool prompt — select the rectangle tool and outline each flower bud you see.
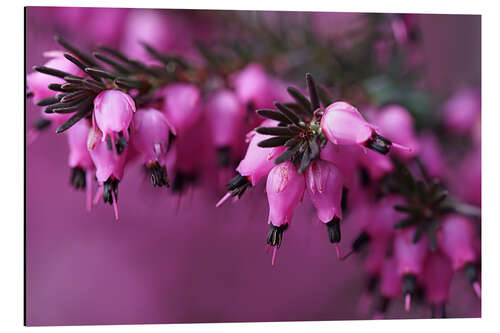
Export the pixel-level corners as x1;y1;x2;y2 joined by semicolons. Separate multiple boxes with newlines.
162;83;202;135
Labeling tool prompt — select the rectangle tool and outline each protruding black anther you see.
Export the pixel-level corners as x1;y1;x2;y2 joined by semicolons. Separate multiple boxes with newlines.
431;303;446;318
172;170;197;193
376;296;390;314
149;162;169;188
34;118;51;131
102;178;119;204
326;216;341;243
70;166;86;190
464;262;480;285
341;187;349;211
402;274;417;296
216;146;232;168
364;133;392;155
266;224;288;248
367;275;380;292
353;231;371;252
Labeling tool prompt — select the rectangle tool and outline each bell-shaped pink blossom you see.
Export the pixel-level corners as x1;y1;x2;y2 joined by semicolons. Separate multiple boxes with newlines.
121;9;193;62
375;105;419;160
319;141;360;188
423;251;454;306
162;83;202;135
205;89;245;148
442;88;481;135
364;238;391;276
66;119;94;212
93;90;136;149
380;258;403;299
88;136;129;221
132;108;172;187
438;215;478;271
266;161;305;227
265;161;305;266
89;138;128;185
366;195;406;239
235;120;286;186
230;63;276;110
453;148;481;206
67;119;94;171
418;132;446;178
394;228;428;277
394;227;428;311
320;101;410;154
358;149;394;180
27;55;85;103
132;108;171;165
305;160;344;223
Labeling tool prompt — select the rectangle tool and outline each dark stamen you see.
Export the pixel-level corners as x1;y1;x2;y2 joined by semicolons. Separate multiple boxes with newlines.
326;216;341;243
70;166;86;190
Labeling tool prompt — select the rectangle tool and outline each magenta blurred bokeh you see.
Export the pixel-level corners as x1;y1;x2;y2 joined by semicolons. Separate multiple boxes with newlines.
25;7;480;326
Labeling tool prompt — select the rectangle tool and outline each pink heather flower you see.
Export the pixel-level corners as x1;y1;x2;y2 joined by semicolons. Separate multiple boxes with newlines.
66;119;94;212
358;149;394;180
121;9;193;62
67;119;94;171
319;141;360;188
305;160;344;252
438;215;478;271
394;227;428;311
394;228;428;277
375;105;419;160
366;195;406;240
423;251;454;311
418;132;446;178
266;161;305;227
205;89;245;168
93;90;136;150
235;121;286;186
364;238;391;276
305;160;344;223
88;138;129;221
320;101;411;154
266;161;305;265
162;83;203;135
380;258;403;299
453;148;481;206
375;257;402;317
27;56;84;103
230;63;276;110
132;108;172;187
442;88;481;135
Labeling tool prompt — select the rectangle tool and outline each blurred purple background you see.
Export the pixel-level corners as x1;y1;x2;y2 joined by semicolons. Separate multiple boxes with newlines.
25;7;480;326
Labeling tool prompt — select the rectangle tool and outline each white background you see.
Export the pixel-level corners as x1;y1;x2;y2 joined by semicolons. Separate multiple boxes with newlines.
1;0;498;331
